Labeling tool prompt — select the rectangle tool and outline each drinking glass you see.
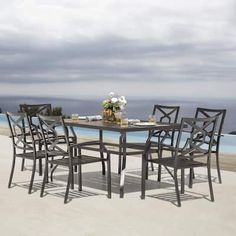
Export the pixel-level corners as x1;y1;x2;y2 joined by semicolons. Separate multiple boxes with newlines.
71;113;79;120
121;118;129;127
148;115;156;123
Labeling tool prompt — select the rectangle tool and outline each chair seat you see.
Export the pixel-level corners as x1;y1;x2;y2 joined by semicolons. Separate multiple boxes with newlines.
48;155;106;166
16;150;67;159
150;156;207;169
16;150;46;159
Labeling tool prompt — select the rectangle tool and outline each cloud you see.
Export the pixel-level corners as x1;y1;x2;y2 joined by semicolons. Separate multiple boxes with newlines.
0;0;235;98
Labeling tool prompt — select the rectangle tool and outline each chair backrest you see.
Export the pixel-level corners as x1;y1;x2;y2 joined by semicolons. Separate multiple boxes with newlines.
145;116;218;164
176;116;218;160
195;108;226;149
6;112;36;152
37;115;69;155
19;104;52;135
152;104;180;123
19;104;52;117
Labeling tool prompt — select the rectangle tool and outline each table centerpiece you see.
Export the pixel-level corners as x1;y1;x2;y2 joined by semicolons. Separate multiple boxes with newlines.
102;92;127;123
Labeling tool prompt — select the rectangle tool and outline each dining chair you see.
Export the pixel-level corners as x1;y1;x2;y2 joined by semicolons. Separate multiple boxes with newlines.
126;104;180;179
151;105;180;173
6;112;46;194
19;103;77;175
38;115;111;203
141;116;218;207
18;104;52;174
191;107;226;184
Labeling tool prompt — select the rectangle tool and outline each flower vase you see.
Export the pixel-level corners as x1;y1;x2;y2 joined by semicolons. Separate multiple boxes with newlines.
103;109;116;123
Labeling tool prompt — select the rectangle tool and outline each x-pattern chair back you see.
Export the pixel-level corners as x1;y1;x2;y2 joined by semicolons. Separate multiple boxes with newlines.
152;105;180;123
176;116;218;159
6;112;35;151
195;108;226;146
20;104;52;117
38;115;68;154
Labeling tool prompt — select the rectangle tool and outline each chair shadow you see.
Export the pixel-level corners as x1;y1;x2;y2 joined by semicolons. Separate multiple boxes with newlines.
11;180;65;194
127;167;219;184
148;190;207;207
54;171;174;194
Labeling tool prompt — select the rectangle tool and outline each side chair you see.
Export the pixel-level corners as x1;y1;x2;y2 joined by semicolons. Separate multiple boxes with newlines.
141;116;218;207
191;107;226;184
38;115;111;204
19;103;77;175
6;112;46;194
126;104;180;179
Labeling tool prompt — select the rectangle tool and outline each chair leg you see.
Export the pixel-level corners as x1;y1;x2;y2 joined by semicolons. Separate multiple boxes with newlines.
28;160;37;194
21;158;25;171
39;158;43;176
40;162;48;197
145;159;149;180
157;149;163;182
64;168;72;204
141;155;147;199
215;152;222;184
188;168;193;188
101;158;106;176
207;165;214;202
181;169;185;194
74;149;78;173
174;169;181;207
149;153;154;171
8;154;16;188
71;167;74;189
107;154;112;199
78;165;82;191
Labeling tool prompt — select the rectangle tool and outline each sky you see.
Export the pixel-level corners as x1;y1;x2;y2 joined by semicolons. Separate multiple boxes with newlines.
0;0;236;100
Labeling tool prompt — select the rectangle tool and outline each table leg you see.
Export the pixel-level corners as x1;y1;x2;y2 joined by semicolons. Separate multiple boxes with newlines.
118;135;122;174
99;130;106;175
181;169;185;194
120;132;126;198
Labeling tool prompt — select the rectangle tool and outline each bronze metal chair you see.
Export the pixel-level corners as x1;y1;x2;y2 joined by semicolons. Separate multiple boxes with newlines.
6;112;46;194
19;104;77;175
192;107;226;184
38;115;111;203
141;116;218;207
126;105;180;179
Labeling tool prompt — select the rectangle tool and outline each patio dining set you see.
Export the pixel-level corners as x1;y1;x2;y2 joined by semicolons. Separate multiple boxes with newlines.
6;103;226;207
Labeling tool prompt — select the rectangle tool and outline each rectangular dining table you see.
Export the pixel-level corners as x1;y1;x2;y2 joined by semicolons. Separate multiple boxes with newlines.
64;119;181;198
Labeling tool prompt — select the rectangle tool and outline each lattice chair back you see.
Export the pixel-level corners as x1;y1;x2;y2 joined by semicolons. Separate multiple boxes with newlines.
37;115;68;156
152;104;180;123
175;116;218;161
20;104;52;117
195;108;226;148
6;112;36;153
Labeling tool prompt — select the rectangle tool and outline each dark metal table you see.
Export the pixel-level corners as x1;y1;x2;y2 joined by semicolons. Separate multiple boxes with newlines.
64;119;180;198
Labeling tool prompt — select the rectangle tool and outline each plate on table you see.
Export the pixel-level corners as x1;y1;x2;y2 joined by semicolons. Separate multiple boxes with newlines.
134;122;156;126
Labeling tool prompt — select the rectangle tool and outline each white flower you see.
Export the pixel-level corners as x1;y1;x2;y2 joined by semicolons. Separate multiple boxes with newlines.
111;97;118;103
109;92;115;98
119;96;127;105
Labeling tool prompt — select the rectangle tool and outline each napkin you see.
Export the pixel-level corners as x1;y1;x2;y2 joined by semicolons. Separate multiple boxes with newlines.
86;115;102;121
128;119;141;124
78;116;86;120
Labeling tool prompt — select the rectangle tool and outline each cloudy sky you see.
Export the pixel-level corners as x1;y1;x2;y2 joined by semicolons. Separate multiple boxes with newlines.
0;0;236;99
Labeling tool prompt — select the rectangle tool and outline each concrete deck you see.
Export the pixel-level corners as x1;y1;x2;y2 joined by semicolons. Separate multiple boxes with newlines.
0;135;236;236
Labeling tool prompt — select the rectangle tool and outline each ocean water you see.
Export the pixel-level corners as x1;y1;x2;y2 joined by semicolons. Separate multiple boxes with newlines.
0;96;235;133
0;95;235;153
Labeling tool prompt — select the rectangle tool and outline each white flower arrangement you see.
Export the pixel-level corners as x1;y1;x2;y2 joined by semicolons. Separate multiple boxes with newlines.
102;92;127;112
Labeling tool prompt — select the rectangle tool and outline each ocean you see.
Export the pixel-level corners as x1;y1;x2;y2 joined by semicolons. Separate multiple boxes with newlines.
0;95;236;153
0;95;235;133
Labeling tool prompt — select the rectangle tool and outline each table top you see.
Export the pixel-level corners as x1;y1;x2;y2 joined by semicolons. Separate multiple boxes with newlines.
64;119;180;133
